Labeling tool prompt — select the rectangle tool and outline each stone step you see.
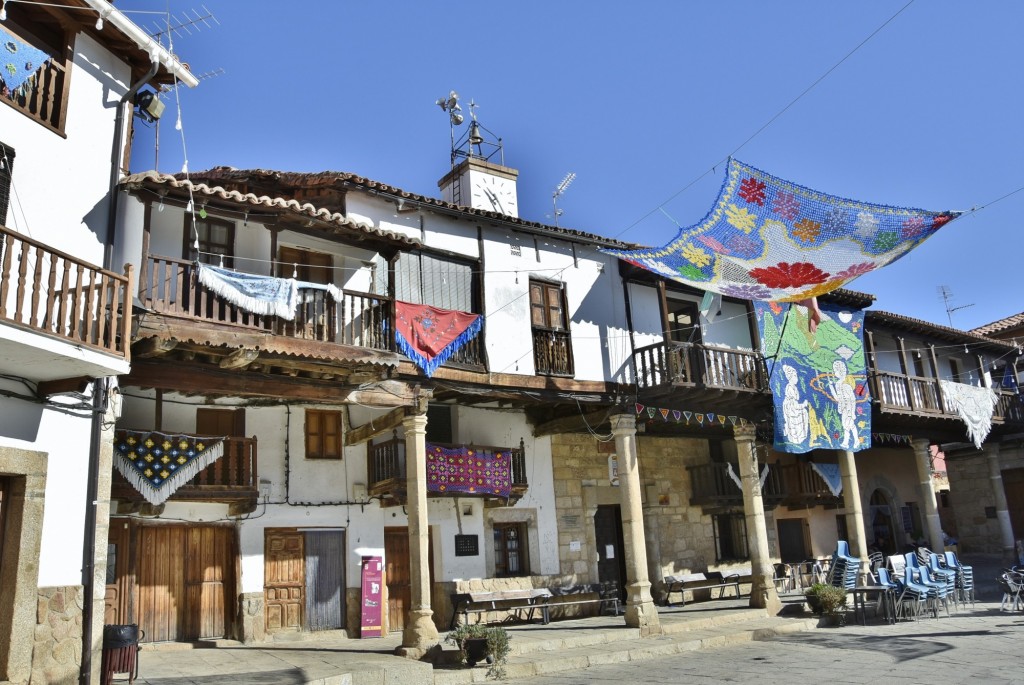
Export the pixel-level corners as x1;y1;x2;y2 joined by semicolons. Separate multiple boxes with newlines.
432;614;818;684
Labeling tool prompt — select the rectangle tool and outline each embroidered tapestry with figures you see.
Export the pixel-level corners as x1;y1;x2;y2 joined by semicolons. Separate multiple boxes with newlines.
114;430;225;505
426;443;512;498
755;300;871;453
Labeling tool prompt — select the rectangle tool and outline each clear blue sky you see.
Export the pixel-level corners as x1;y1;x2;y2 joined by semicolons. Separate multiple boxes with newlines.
123;1;1023;332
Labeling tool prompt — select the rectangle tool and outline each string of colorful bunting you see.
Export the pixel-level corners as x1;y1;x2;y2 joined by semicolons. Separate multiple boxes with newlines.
634;403;753;428
870;432;914;447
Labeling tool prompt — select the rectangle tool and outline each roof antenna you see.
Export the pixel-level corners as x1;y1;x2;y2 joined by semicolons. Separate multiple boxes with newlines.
552;172;576;227
938;285;974;327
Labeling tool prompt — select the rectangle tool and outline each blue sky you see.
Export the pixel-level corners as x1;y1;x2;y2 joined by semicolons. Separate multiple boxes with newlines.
123;1;1023;331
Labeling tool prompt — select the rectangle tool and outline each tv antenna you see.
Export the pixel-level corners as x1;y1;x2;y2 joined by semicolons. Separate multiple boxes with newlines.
552;172;576;227
938;285;974;327
145;6;220;42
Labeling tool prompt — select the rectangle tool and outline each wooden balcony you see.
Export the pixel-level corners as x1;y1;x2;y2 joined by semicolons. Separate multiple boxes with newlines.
0;224;131;362
368;437;528;506
872;370;1024;427
112;436;258;511
687;462;785;511
0;29;67;134
533;328;574;376
633;341;770;415
139;254;487;369
778;462;843;508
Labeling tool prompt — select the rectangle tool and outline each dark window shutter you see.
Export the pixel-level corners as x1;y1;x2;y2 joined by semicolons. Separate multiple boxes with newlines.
0;142;15;227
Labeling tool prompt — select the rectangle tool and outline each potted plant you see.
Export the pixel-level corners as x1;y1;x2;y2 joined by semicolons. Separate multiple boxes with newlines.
804;583;847;625
445;623;512;679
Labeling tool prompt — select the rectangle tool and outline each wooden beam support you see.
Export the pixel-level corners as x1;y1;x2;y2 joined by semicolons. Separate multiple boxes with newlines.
133;336;179;358
37;376;91;398
345;407;406;446
532;407;615;437
220;348;261;370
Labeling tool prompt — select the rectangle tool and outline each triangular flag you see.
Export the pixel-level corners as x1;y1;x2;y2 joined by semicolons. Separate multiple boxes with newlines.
672;410;682;422
683;411;692;424
660;408;670;421
635;403;645;415
728;416;737;425
647;407;656;418
696;413;705;425
707;413;715;424
718;415;727;426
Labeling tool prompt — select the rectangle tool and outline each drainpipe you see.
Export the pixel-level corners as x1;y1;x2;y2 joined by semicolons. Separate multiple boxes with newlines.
80;378;110;684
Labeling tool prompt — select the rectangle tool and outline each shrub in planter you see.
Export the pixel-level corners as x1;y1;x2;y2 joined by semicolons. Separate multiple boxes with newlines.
445;623;512;679
804;583;847;623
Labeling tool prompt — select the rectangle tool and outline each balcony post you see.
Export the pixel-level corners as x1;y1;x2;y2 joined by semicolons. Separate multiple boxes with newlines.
984;443;1017;564
911;438;944;552
610;413;660;634
836;449;870;581
732;424;781;614
397;410;439;657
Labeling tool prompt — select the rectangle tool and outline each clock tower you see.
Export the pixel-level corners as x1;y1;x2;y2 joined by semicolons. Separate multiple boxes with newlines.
435;92;520;218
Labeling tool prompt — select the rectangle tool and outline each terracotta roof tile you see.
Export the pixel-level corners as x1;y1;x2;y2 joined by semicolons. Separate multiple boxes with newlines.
867;309;1018;348
969;312;1024;337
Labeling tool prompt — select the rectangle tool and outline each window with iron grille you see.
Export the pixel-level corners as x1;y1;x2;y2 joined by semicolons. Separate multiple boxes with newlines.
0;142;13;227
712;512;749;562
493;522;529;577
395;252;476;312
305;409;342;460
183;215;235;267
530;279;574;376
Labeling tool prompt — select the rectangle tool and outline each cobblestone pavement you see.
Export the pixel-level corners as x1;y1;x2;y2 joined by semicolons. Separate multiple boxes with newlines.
507;602;1024;685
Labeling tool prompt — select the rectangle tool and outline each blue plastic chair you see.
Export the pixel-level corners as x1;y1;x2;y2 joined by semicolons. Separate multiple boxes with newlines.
928;553;958;611
905;553;945;618
898;566;930;620
944;551;975;607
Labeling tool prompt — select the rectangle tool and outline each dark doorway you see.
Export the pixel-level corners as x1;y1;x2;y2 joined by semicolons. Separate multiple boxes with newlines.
1003;468;1024;543
594;504;627;603
776;519;808;563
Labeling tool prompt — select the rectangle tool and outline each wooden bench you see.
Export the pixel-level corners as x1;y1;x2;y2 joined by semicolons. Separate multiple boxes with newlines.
449;589;552;629
663;570;749;607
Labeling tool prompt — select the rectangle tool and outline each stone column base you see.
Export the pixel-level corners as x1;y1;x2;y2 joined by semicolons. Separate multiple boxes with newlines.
237;592;266;643
748;576;782;615
396;609;439;659
624;580;661;634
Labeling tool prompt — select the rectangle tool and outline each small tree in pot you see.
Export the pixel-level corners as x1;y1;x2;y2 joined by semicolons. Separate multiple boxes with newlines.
445;623;512;679
804;583;847;625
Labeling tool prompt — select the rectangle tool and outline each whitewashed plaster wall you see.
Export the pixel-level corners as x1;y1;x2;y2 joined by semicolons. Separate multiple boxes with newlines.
1;32;130;268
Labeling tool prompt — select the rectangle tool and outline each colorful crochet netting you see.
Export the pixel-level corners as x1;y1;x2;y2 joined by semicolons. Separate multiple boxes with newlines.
603;158;959;301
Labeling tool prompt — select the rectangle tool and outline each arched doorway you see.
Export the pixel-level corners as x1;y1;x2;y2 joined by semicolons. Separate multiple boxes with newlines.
869;490;897;556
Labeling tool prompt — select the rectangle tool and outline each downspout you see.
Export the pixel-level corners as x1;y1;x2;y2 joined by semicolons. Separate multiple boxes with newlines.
83;60;159;685
80;378;110;685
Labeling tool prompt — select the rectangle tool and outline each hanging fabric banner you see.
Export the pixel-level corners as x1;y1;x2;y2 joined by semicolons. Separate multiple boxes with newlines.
426;444;512;498
759;464;770;491
113;430;225;505
938;380;999;449
810;462;843;497
1001;364;1019;395
755;300;871;454
602;158;958;301
726;463;742;490
198;263;299;319
394;301;482;377
1;25;51;94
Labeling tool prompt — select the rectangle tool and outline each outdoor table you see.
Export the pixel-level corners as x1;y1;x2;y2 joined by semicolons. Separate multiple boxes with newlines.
850;585;896;625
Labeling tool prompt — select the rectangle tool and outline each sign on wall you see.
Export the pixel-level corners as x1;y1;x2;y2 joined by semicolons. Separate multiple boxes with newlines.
359;556;383;638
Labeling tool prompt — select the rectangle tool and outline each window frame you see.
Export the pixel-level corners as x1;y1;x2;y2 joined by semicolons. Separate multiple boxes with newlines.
711;512;749;563
279;244;334;285
395;251;478;313
304;409;343;460
182;214;236;267
529;279;568;331
493;521;529;577
529;278;574;377
665;297;701;344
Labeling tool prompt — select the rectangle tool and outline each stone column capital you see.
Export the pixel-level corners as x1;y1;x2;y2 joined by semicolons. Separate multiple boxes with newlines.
732;422;756;443
402;411;427;435
610;413;638;436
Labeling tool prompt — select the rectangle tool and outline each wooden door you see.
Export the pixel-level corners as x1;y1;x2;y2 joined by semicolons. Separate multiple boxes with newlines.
1003;468;1024;543
594;505;627;601
265;529;304;632
135;525;235;642
196;407;245;437
304;530;345;631
384;528;410;633
777;519;808;563
104;522;131;625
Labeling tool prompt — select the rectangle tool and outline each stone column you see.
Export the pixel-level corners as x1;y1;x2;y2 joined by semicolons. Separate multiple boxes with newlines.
733;424;781;614
837;449;869;580
611;414;660;634
984;443;1017;563
912;438;944;551
398;411;439;657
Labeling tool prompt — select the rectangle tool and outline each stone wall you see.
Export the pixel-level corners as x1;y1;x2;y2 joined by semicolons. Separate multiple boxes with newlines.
947;452;1003;554
237;592;266;643
31;585;83;685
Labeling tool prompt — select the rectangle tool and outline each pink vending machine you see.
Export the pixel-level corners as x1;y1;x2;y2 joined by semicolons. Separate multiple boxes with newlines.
360;555;384;638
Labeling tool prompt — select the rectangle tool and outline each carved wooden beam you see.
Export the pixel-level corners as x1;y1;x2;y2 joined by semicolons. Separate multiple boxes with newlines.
345;406;406;446
219;348;261;370
133;337;179;358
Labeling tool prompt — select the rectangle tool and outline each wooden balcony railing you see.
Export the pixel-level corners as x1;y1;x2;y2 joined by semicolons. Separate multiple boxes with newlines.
141;255;391;351
872;371;1024;424
368;437;527;501
634;341;767;392
0;31;67;133
112;436;258;502
0;225;131;361
687;462;785;508
778;462;842;504
533;328;574;376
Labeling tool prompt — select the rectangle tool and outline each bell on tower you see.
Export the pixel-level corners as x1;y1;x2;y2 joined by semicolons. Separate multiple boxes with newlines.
435;91;520;218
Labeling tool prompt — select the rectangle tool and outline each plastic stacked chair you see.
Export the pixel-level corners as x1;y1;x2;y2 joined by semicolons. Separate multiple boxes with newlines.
904;552;947;617
897;566;930;620
943;551;974;607
828;541;860;590
927;553;958;611
875;567;904;621
920;565;952;617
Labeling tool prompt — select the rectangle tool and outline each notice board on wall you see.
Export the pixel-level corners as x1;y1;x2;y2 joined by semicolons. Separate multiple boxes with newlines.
360;555;383;638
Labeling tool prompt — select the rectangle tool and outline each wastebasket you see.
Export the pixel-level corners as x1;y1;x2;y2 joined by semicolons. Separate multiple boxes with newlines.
101;624;142;685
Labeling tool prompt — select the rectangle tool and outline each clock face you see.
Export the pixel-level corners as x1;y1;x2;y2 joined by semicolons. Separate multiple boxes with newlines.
471;176;516;215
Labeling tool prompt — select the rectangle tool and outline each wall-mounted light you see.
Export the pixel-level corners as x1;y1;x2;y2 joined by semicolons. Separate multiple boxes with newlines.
134;90;165;122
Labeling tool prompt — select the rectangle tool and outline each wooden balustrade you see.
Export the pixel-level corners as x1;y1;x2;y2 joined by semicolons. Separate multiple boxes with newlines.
687;462;784;507
1;37;67;133
0;225;131;360
633;341;767;391
140;254;392;351
532;328;574;376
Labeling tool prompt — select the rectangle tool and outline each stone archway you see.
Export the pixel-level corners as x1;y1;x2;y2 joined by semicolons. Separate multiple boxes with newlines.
859;473;906;557
868;490;898;556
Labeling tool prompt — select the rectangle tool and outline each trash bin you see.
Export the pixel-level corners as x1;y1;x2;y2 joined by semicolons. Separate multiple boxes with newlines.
101;624;142;685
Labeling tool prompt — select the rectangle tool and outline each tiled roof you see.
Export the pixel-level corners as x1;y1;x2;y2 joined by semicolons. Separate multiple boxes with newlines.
120;171;423;248
179;167;639;250
969;312;1024;337
867;310;1018;348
